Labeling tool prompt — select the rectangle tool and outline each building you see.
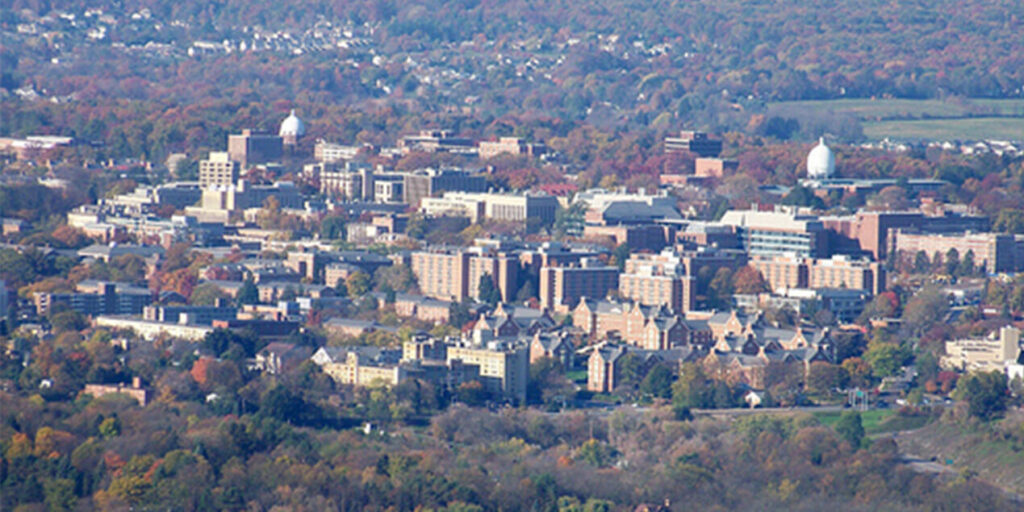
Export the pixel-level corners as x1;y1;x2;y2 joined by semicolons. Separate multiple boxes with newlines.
199;152;240;188
824;210;988;260
83;378;150;406
807;255;885;295
316;162;376;200
421;191;559;226
94;315;214;341
398;130;475;154
576;188;683;225
317;349;409;387
400;168;488;208
253;342;312;374
411;246;519;302
227;130;283;168
184;180;303;222
719;206;828;258
573;299;712;348
942;326;1021;373
750;255;809;291
538;259;619;312
142;300;237;325
619;250;696;313
664;131;722;157
314;140;367;162
446;342;529;404
588;344;629;392
734;288;870;324
582;224;670;252
477;137;549;160
278;110;305;147
892;230;1017;274
750;254;884;295
695;157;739;178
34;282;152;317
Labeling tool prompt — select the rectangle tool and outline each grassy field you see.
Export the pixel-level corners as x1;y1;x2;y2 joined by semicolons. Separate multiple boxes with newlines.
813;409;896;431
766;98;1024;141
863;117;1024;141
767;98;1024;121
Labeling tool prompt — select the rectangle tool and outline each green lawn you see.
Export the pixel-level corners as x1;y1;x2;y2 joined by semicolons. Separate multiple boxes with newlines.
565;370;587;384
863;117;1024;141
813;409;895;431
767;98;1024;121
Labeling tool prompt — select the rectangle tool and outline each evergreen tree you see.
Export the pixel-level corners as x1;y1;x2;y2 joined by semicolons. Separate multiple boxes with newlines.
236;278;259;306
478;275;501;305
835;411;864;449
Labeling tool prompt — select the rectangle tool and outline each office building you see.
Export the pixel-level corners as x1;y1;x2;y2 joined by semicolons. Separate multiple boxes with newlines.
421;191;559;226
227;129;283;168
477;137;549;160
34;282;152;317
398;130;475;154
664;130;722;157
401;168;488;208
719;206;828;258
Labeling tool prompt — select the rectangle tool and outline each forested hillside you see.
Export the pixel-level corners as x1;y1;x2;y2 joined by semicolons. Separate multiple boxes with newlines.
3;0;1023;162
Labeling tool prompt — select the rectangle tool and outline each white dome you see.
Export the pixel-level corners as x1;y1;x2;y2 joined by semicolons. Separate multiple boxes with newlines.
279;109;305;137
807;137;835;179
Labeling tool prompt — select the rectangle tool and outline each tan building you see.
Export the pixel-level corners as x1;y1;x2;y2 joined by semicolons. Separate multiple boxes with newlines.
942;326;1021;372
807;255;884;295
694;157;738;178
199;152;239;188
750;255;809;291
446;343;529;404
619;251;695;313
83;378;150;406
421;191;559;226
320;351;408;387
892;230;1017;274
411;247;519;302
751;254;884;295
538;260;619;312
477;137;548;160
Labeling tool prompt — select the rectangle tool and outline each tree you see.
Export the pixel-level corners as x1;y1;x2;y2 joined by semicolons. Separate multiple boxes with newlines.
835;411;864;449
515;281;536;303
673;363;712;411
958;249;976;276
478;274;501;305
913;251;930;273
320;215;346;239
707;267;735;309
189;282;230;306
237;278;259;305
806;362;846;395
640;363;673;399
610;243;630;271
944;248;960;276
864;342;903;378
346;271;371;297
733;265;769;294
956;371;1008;421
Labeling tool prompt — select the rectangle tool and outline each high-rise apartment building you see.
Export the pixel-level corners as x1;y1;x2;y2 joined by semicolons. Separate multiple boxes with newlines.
539;259;620;312
199;152;239;188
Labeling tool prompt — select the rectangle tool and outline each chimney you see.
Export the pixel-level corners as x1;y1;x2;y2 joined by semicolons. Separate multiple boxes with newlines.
131;376;142;389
